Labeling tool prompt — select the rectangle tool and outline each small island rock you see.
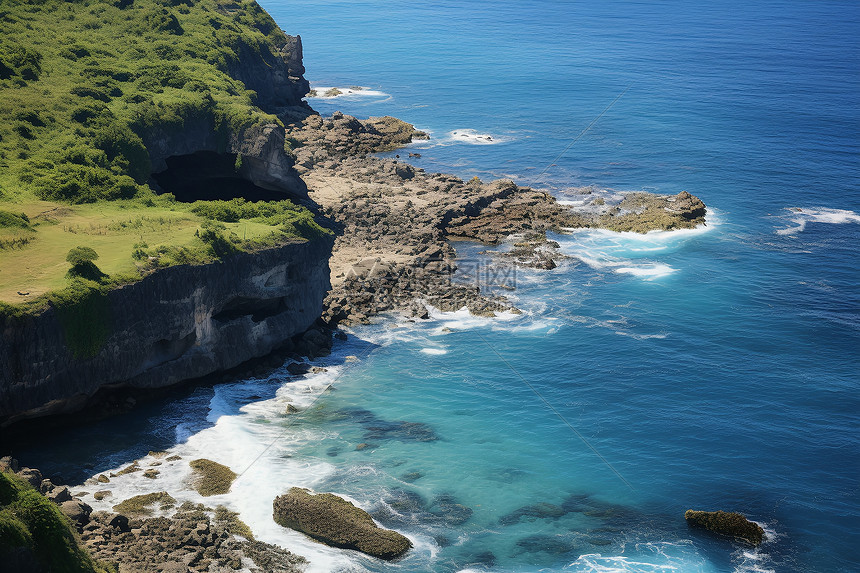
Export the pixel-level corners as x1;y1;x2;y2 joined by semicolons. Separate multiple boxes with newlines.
273;487;411;560
684;509;765;545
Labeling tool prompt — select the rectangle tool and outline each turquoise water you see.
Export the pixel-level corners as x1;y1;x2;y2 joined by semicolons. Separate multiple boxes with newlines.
14;1;859;572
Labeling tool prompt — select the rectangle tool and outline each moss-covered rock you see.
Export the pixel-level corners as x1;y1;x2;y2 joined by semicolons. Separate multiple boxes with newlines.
684;509;765;545
596;191;706;233
112;492;175;517
0;471;111;572
273;487;411;560
189;459;237;497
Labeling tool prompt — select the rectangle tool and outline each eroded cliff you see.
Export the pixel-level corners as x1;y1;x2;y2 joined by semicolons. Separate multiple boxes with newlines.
0;236;333;425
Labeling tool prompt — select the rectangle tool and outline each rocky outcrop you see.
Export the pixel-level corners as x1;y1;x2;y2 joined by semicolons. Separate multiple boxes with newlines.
145;34;312;200
273;487;412;560
283;111;707;326
2;457;308;573
684;509;765;545
590;191;707;232
227;34;310;113
290;112;428;168
0;237;333;426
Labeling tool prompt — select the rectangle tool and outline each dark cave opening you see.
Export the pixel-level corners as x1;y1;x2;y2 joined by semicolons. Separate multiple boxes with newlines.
151;151;288;202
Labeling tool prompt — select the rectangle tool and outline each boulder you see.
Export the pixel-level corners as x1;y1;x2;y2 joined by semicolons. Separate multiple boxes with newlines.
684;509;765;545
60;499;93;527
273;487;411;560
16;467;42;488
47;485;73;504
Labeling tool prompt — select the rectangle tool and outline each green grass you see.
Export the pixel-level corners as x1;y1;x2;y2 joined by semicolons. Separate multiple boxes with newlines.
0;471;114;573
0;0;290;203
0;0;331;317
0;195;328;306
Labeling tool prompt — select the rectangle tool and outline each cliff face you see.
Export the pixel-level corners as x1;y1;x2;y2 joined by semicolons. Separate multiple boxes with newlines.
145;35;312;200
146;122;308;198
228;34;311;112
0;236;333;425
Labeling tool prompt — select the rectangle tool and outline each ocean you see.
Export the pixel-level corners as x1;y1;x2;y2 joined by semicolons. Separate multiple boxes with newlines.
13;1;859;571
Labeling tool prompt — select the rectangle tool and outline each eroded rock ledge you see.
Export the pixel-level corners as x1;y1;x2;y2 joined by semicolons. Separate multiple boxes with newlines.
0;457;306;573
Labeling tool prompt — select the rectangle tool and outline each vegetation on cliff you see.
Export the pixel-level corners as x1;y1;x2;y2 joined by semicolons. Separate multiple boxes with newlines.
0;0;291;201
0;471;113;572
0;0;329;321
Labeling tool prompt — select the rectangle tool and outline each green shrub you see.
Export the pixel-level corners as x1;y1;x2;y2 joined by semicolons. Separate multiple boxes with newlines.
143;8;185;35
0;508;32;550
92;123;150;183
199;220;238;257
58;45;91;61
69;86;112;103
0;472;110;573
0;42;42;81
0;210;31;229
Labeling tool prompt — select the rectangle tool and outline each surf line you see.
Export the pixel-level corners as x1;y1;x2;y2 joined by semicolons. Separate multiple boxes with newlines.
233;339;379;481
475;330;636;491
533;84;632;186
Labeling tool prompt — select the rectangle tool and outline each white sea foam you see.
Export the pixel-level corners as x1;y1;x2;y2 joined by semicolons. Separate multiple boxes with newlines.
420;347;448;355
447;129;510;145
614;330;669;340
776;207;860;235
68;349;383;573
615;263;677;280
558;199;590;206
555;210;716;281
565;540;712;572
307;85;391;100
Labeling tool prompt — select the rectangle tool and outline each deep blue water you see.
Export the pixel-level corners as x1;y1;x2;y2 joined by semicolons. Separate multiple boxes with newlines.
14;1;859;572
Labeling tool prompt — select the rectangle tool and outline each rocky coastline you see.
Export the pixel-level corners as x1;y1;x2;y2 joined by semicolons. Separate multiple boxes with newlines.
0;2;716;570
1;105;710;571
1;456;306;573
281;110;707;326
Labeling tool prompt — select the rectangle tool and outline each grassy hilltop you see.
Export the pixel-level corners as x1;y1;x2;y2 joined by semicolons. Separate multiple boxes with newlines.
0;0;326;309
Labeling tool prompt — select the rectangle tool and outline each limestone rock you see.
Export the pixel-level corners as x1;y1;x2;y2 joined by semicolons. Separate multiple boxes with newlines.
273;487;411;560
684;509;765;545
60;499;93;528
16;467;42;488
47;485;73;504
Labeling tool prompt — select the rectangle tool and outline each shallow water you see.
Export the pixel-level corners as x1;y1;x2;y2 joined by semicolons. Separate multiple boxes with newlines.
14;1;860;572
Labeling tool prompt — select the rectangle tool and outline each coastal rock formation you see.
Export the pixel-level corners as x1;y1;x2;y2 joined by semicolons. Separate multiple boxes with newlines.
592;191;707;232
79;503;307;573
273;487;412;560
147;121;309;201
226;34;310;113
0;237;333;426
283;110;707;326
684;509;765;545
145;33;312;200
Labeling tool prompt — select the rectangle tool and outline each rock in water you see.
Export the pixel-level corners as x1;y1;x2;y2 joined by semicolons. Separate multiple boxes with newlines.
273;488;412;560
684;509;765;545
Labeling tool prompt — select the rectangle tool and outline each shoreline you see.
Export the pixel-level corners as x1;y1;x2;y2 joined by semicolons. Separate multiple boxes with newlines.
282;109;707;326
